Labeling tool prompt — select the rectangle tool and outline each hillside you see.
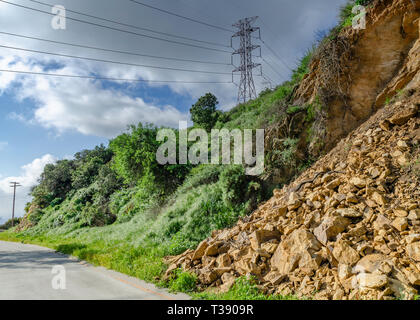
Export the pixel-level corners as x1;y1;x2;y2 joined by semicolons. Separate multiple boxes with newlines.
1;0;419;300
167;0;420;299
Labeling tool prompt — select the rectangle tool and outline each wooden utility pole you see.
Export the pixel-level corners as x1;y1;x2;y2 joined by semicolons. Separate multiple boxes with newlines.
9;182;21;227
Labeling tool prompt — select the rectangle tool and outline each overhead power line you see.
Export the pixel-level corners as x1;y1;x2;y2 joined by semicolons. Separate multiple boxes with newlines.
260;39;293;72
27;0;230;48
0;69;234;84
0;31;230;66
0;44;232;75
260;57;286;81
126;0;234;33
0;0;232;53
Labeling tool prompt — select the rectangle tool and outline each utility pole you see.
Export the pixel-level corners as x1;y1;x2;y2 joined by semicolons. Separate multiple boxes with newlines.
9;181;21;227
232;16;261;104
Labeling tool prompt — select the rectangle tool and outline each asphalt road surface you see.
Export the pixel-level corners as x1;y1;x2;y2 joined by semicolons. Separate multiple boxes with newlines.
0;240;190;300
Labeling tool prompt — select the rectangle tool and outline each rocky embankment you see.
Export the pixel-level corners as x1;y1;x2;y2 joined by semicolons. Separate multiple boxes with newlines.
166;91;420;300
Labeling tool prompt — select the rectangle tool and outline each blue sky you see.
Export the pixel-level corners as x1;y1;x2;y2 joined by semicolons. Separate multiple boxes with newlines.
0;0;348;222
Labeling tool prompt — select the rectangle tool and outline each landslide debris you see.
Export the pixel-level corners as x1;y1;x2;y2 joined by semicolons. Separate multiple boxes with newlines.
167;90;420;300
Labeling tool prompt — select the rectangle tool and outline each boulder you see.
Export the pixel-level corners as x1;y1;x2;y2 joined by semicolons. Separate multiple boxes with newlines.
271;229;323;275
406;242;420;262
314;216;351;245
333;241;360;266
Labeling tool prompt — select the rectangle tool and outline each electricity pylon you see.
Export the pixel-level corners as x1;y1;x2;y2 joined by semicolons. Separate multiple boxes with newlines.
232;16;261;104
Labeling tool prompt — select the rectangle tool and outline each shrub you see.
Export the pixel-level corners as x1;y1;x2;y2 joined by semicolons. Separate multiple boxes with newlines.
168;269;197;293
28;208;44;224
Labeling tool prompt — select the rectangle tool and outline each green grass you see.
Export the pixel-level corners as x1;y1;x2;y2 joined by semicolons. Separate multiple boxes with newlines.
193;277;300;300
168;269;198;293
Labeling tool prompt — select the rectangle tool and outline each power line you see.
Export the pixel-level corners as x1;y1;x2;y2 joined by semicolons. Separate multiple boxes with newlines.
27;0;230;48
0;69;234;84
260;57;287;82
260;39;293;72
0;0;232;53
0;44;232;75
126;0;234;33
0;31;230;66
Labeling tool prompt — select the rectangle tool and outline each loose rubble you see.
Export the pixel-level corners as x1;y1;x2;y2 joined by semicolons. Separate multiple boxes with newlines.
166;96;420;300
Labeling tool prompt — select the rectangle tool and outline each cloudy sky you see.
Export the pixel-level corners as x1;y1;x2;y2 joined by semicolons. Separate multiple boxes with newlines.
0;0;348;222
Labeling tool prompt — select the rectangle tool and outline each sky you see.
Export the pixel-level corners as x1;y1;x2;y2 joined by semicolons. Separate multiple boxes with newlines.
0;0;348;223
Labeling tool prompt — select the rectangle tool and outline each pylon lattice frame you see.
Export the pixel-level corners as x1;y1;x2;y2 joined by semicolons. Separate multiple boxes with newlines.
232;16;261;104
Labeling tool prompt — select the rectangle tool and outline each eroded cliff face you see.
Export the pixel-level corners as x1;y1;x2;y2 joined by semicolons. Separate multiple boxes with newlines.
167;0;420;300
295;0;420;153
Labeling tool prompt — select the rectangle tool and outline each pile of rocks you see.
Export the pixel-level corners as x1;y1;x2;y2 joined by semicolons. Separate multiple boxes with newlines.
166;96;420;300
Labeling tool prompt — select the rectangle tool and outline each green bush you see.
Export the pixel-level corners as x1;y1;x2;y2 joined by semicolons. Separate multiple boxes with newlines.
28;208;44;224
168;269;197;293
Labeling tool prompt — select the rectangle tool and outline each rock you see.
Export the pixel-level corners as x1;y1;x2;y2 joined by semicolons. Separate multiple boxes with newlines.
333;241;360;266
216;254;232;268
373;215;391;231
204;242;222;256
249;230;281;250
346;193;358;203
314;216;351;245
349;177;366;188
220;273;236;292
403;267;420;286
354;254;390;274
408;209;420;221
391;217;408;232
263;271;286;285
192;240;209;260
261;242;278;254
394;209;408;217
326;178;341;190
214;267;231;277
332;288;345;300
198;268;218;284
338;264;353;280
356;273;388;289
397;140;409;149
406;242;420;262
234;259;261;276
336;208;363;218
406;234;420;244
287;192;302;210
271;229;322;275
389;105;418;125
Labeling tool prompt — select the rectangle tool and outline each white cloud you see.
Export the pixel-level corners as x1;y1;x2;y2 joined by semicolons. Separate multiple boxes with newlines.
0;0;347;138
0;154;56;221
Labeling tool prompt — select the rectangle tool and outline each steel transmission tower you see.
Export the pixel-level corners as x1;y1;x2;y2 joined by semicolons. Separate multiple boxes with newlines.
231;16;261;104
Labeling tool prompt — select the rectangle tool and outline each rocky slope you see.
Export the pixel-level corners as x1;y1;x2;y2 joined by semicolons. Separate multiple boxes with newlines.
166;0;420;300
295;0;420;154
167;89;420;300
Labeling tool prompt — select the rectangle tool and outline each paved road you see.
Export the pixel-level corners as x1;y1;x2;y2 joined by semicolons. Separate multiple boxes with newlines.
0;240;190;300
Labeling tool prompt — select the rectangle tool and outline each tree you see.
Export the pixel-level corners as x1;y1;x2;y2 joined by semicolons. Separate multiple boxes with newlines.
109;123;191;190
31;160;75;207
190;93;219;131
